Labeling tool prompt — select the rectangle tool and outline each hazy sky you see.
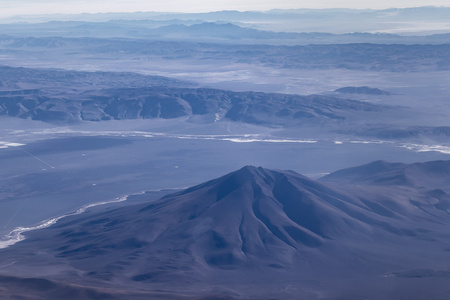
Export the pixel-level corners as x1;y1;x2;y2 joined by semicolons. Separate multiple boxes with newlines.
1;0;450;18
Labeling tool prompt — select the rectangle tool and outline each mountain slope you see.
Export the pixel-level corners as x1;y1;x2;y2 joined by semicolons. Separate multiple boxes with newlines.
321;160;450;188
2;163;450;298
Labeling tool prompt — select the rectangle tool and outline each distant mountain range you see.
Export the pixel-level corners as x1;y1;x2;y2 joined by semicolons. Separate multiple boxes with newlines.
2;66;448;144
1;20;450;44
2;35;449;72
0;66;384;125
3;7;450;36
2;160;450;299
0;65;192;90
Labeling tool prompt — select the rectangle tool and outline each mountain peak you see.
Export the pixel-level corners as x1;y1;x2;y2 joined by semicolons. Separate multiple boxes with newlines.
235;164;263;173
230;165;270;179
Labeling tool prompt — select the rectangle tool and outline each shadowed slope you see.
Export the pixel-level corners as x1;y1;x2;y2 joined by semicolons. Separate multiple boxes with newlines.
2;164;450;298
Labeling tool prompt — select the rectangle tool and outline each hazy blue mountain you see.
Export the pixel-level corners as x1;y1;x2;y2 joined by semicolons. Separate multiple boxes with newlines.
146;22;299;40
2;36;450;71
0;85;382;124
321;159;450;189
0;66;384;124
0;86;383;124
2;162;450;299
2;20;450;44
335;86;391;95
0;65;193;90
3;7;450;35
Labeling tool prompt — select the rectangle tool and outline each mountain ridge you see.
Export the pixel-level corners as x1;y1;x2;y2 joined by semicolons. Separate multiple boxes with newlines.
0;66;384;124
321;159;450;188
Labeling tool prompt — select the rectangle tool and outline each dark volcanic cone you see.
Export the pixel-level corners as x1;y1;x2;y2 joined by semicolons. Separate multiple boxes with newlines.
3;164;450;298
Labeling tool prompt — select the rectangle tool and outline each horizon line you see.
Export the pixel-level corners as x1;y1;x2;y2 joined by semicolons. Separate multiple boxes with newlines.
1;5;449;19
